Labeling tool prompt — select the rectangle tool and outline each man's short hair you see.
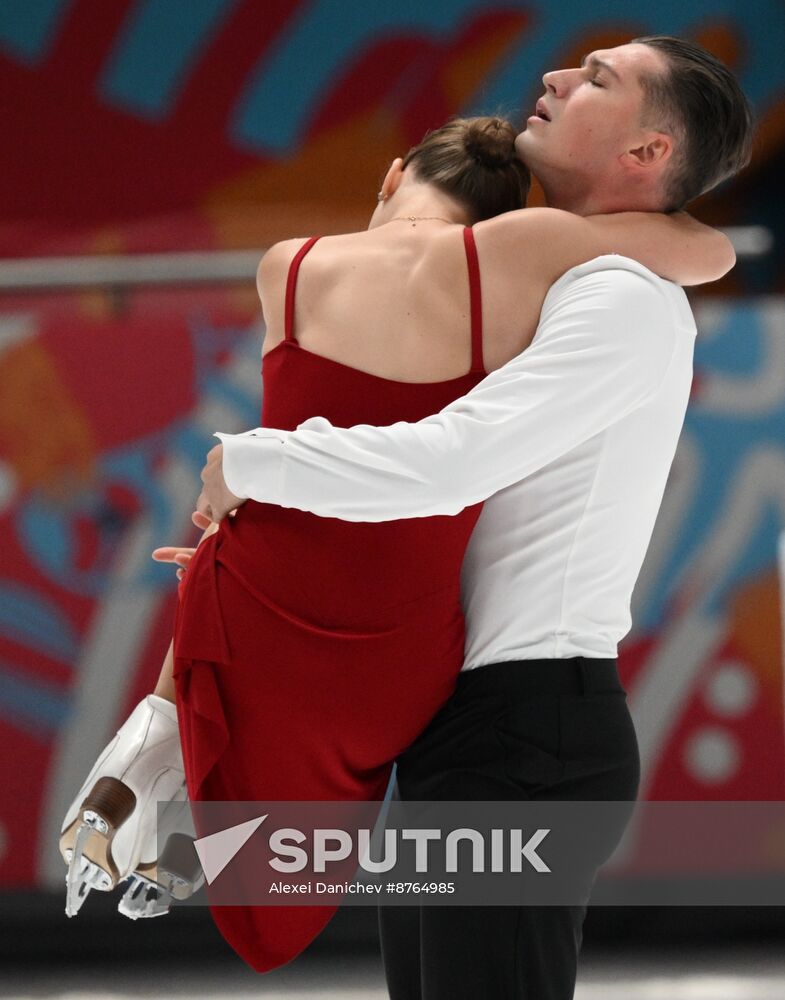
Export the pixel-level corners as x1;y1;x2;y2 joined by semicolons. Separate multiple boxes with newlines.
631;35;754;211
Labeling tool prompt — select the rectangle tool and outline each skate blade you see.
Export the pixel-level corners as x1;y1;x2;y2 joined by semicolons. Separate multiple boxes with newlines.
63;821;114;917
117;840;205;920
117;871;173;920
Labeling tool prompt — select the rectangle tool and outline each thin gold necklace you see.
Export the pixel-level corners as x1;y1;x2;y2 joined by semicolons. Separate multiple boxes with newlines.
388;215;455;227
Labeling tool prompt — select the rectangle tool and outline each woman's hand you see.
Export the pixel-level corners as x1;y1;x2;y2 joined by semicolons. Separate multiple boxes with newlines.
152;545;195;581
152;511;216;580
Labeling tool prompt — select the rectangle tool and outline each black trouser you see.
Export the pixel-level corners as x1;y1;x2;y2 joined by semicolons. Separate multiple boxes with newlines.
377;656;640;1000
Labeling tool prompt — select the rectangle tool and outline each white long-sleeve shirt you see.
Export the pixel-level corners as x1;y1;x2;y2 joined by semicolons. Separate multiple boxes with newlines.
216;255;696;667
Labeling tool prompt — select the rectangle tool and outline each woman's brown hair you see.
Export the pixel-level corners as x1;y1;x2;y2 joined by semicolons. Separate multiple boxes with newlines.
401;116;530;223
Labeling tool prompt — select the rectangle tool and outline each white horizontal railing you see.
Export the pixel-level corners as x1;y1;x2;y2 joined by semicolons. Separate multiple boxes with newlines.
0;249;265;291
0;227;771;292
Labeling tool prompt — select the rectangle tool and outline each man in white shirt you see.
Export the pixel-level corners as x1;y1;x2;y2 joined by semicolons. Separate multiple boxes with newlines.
194;36;752;1000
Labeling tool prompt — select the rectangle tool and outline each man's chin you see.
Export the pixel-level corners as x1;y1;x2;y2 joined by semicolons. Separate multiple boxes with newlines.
514;129;538;166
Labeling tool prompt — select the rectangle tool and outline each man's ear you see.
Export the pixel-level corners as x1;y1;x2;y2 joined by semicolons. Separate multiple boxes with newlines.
623;133;673;171
381;157;405;200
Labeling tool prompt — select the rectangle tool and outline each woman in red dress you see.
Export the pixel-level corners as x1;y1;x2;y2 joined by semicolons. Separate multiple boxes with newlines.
61;115;732;971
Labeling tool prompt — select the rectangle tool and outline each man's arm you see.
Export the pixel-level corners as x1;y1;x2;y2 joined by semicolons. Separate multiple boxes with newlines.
216;260;686;522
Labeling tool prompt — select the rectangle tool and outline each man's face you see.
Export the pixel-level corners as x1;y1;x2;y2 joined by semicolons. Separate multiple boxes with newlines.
515;43;667;190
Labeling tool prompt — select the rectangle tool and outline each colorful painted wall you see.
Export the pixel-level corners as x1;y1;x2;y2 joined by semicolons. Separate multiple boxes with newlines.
1;1;784;889
1;0;784;284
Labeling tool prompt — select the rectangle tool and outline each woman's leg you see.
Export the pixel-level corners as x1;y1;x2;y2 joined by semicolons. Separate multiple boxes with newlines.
153;640;176;702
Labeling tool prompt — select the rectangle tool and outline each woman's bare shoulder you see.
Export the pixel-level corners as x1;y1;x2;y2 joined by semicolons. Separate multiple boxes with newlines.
255;239;314;344
256;237;315;294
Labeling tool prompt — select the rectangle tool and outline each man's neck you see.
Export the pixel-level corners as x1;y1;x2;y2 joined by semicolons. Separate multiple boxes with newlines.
538;173;663;217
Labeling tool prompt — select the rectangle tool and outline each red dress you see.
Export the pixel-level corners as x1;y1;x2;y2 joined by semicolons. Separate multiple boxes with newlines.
172;229;488;971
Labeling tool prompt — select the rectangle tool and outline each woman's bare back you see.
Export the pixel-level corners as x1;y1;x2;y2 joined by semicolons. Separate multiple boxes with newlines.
257;222;551;381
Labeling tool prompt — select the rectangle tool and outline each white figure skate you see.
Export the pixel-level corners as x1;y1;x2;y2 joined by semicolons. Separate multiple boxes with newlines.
117;793;205;919
59;693;185;917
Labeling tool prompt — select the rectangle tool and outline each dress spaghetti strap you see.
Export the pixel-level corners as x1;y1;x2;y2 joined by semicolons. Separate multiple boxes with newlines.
284;236;321;344
462;227;485;375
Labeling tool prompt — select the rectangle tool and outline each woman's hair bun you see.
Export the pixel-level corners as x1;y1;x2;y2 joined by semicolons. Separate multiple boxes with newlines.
399;114;530;222
463;116;517;168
